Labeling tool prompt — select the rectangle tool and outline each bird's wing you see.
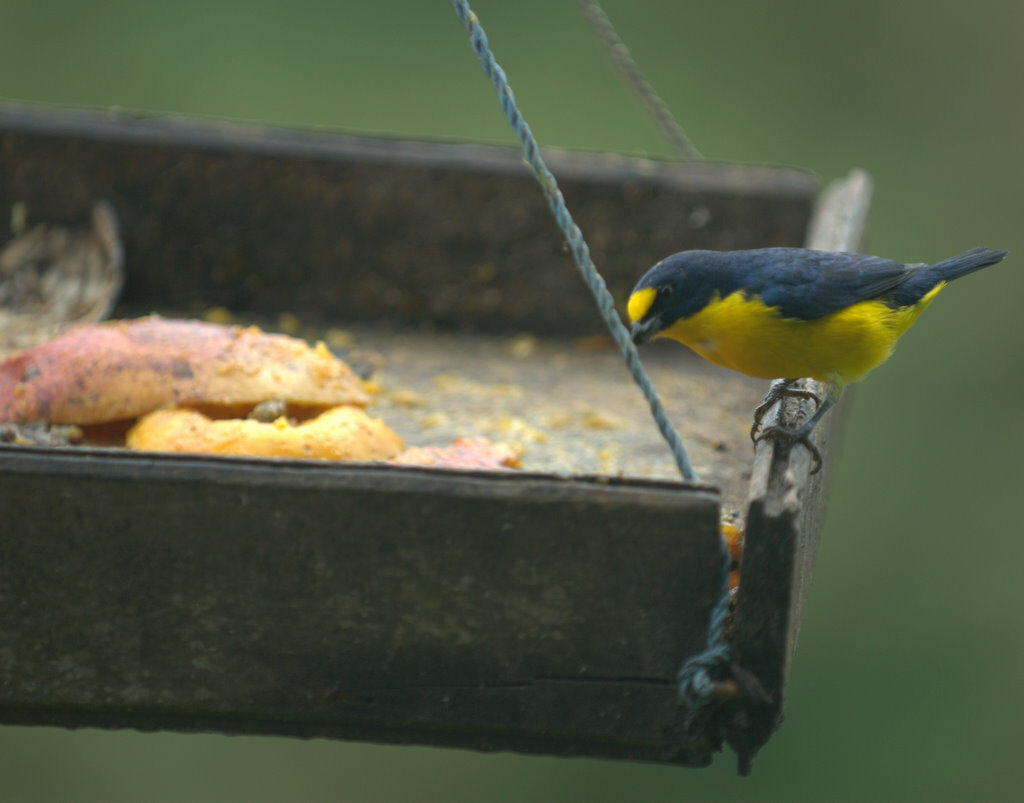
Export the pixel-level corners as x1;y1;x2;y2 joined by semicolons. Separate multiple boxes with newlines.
735;249;913;320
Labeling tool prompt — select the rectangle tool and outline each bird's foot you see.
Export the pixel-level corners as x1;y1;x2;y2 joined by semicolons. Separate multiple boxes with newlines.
755;423;823;474
750;380;821;442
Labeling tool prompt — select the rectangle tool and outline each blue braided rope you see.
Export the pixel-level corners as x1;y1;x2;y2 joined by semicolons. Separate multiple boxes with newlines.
678;542;732;708
450;0;695;483
450;0;732;708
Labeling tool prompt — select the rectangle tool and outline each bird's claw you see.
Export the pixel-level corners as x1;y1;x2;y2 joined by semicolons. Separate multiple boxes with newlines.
750;385;821;442
755;424;823;474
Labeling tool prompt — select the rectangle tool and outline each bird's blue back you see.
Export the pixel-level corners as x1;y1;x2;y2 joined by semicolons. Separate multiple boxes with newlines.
645;248;914;321
637;247;1007;323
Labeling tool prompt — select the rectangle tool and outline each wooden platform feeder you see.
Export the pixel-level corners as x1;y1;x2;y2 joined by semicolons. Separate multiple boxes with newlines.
0;102;870;770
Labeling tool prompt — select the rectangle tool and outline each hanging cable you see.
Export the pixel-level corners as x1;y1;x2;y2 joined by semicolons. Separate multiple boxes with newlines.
449;0;735;715
450;0;698;484
576;0;702;160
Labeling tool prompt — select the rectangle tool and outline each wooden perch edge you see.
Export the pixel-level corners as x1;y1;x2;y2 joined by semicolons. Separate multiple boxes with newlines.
726;170;873;772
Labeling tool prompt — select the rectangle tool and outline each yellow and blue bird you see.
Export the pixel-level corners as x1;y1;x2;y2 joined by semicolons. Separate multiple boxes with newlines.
627;246;1008;469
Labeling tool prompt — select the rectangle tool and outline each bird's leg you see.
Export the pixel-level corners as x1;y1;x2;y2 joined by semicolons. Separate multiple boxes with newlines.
750;378;821;442
755;383;842;474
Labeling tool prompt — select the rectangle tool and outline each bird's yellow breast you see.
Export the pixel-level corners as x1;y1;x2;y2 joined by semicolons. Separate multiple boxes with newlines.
660;286;943;384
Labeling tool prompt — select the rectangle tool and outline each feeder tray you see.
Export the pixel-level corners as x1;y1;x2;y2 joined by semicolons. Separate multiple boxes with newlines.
0;102;870;768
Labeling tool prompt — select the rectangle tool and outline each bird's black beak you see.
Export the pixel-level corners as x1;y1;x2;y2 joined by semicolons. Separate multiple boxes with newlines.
630;316;661;345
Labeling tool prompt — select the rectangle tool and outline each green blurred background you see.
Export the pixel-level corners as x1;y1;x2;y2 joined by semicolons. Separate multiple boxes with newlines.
2;1;1022;800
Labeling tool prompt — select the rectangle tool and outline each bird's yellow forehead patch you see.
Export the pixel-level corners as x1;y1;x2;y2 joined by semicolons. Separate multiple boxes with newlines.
627;287;657;324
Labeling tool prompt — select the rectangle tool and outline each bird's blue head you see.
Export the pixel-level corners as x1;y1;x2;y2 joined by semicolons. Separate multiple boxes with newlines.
627;251;722;344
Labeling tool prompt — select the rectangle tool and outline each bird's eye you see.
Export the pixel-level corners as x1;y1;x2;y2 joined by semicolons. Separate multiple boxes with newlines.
658;285;674;300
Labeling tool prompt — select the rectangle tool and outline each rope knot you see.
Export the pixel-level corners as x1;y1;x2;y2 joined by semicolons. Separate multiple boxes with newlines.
677;643;732;709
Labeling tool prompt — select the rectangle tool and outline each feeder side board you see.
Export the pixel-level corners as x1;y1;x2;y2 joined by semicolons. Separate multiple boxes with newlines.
0;446;726;765
728;170;872;765
0;102;817;335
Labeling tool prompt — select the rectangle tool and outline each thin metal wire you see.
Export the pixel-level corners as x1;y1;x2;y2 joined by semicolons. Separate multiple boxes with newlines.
450;0;697;484
576;0;702;160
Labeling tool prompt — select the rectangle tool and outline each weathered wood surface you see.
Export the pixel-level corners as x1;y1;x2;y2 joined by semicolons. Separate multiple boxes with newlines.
0;101;816;335
728;170;873;768
0;447;725;763
0;102;854;768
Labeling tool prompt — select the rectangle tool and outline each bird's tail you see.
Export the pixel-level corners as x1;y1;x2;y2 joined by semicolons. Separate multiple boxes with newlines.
894;247;1008;305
